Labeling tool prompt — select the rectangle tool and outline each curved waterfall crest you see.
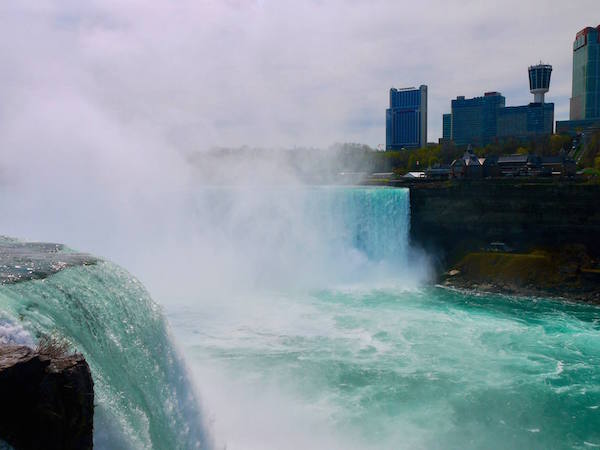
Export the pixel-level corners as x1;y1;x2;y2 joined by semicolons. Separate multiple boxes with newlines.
0;254;212;450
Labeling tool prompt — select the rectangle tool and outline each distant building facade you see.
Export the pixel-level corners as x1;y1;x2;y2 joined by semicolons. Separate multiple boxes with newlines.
497;103;554;141
448;149;575;180
557;25;600;135
386;85;427;150
571;26;600;120
442;114;452;140
425;164;451;180
445;64;554;146
556;118;600;135
450;92;505;146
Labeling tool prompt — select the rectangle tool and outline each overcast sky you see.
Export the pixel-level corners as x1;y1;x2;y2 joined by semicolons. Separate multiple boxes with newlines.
1;1;597;150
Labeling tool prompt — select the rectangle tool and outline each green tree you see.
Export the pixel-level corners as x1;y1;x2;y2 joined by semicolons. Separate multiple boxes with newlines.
407;154;417;171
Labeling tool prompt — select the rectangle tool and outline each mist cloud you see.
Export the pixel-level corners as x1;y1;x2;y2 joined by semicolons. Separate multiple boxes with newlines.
0;0;591;298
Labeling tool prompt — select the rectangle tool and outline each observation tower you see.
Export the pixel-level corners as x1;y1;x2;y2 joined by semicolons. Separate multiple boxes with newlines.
528;63;552;104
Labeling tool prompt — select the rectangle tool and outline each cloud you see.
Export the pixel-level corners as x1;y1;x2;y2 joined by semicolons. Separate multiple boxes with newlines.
0;1;595;149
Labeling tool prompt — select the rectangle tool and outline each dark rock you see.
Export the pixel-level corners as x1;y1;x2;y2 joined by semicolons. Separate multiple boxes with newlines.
409;181;600;265
409;181;600;302
0;345;94;450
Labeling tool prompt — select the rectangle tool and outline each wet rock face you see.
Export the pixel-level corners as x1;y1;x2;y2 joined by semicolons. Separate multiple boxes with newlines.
0;345;94;450
409;182;600;263
0;238;97;284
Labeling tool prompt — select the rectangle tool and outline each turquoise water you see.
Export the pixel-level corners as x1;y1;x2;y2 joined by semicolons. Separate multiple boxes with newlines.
0;187;599;449
167;286;600;450
0;260;209;449
166;186;600;449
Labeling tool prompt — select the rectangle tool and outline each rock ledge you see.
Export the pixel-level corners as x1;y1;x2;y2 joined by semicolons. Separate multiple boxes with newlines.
0;345;94;450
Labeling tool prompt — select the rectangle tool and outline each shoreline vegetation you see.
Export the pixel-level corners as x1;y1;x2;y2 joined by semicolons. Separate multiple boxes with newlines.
185;130;600;185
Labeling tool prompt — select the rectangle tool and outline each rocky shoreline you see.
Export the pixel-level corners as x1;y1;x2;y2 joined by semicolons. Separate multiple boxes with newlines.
405;181;600;305
440;250;600;304
440;275;600;304
438;247;600;304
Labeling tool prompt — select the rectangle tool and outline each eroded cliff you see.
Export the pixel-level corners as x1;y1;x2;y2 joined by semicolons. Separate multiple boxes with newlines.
409;181;600;263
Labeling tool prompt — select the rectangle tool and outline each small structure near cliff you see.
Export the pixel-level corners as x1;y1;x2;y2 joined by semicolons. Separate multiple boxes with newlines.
451;146;483;179
0;344;94;450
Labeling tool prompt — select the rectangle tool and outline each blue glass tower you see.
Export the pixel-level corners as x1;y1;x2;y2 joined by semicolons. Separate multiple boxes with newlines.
496;63;554;139
497;103;554;140
442;114;451;140
386;85;427;150
557;25;600;135
450;92;505;146
447;63;554;145
571;26;600;120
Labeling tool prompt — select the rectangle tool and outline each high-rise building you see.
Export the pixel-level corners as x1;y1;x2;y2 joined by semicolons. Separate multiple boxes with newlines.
450;92;505;147
497;63;554;139
442;114;451;141
557;25;600;135
445;64;554;146
497;103;554;141
386;85;427;150
570;26;600;120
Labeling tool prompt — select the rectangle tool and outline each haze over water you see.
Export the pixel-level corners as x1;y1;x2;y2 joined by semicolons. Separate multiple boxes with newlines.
164;186;600;450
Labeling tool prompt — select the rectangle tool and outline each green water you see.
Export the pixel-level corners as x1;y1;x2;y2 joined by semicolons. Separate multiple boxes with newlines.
168;286;600;450
0;261;208;450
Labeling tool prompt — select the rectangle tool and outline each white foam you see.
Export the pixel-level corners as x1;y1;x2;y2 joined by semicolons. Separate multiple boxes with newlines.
0;317;33;346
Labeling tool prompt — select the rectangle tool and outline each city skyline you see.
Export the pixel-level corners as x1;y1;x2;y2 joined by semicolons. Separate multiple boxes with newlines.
0;1;597;152
437;63;555;149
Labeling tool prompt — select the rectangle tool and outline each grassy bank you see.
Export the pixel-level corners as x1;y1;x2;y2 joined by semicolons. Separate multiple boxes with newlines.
454;251;559;286
444;247;600;302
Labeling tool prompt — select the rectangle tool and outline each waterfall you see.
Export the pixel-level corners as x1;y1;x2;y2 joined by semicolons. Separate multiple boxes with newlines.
183;186;416;291
0;254;211;449
0;186;417;449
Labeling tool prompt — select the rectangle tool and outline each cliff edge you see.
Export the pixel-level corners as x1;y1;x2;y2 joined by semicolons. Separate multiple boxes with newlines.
410;181;600;263
408;181;600;302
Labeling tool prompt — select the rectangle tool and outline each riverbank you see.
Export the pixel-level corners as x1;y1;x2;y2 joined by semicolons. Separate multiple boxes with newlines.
404;180;600;303
440;248;600;303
